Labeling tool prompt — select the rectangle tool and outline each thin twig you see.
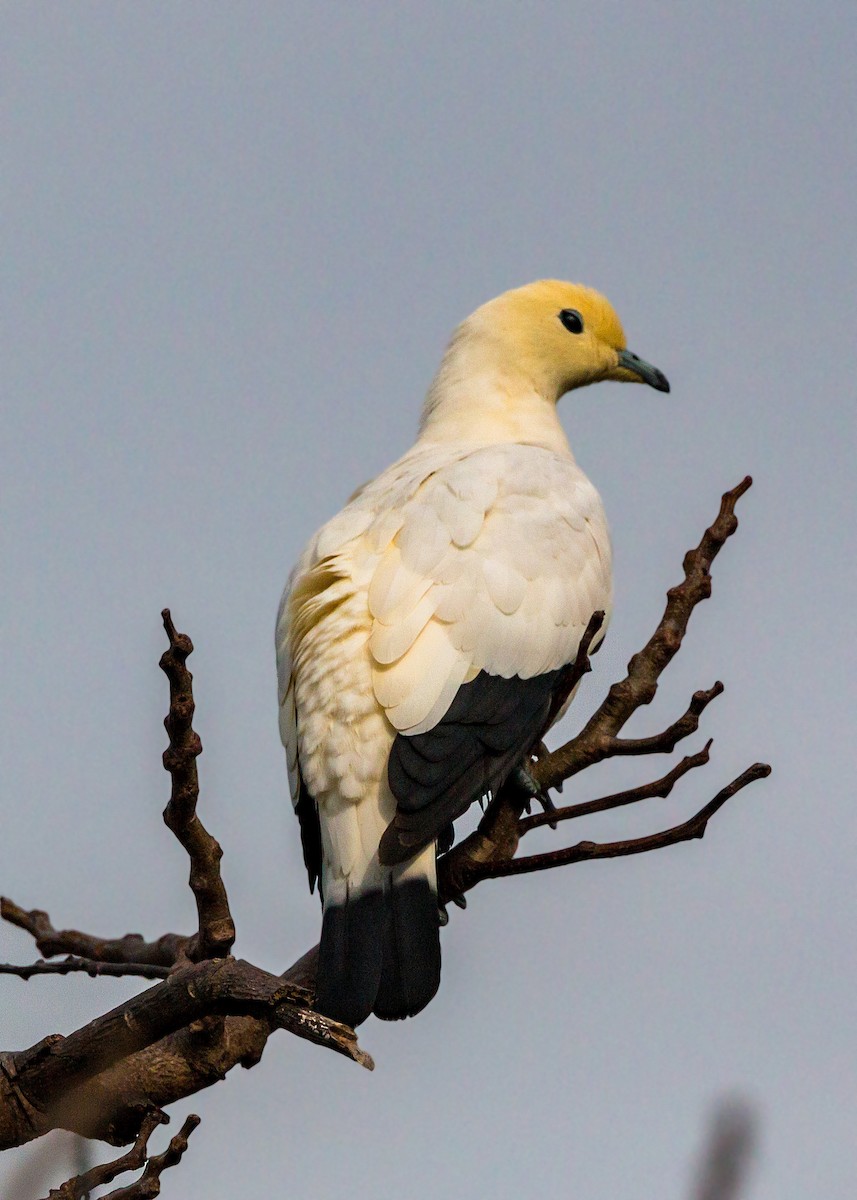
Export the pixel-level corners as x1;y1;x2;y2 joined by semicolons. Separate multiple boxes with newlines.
536;477;753;788
0;957;170;981
519;742;713;835
544;609;606;725
475;764;770;879
97;1114;200;1200
160;610;235;962
438;477;765;901
40;1110;167;1200
607;684;723;756
45;1113;201;1200
0;898;189;968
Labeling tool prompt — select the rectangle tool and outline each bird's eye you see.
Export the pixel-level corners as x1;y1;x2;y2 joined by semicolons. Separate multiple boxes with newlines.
558;308;584;334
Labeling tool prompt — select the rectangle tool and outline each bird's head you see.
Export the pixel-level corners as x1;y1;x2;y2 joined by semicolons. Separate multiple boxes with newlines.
462;279;670;402
419;279;669;447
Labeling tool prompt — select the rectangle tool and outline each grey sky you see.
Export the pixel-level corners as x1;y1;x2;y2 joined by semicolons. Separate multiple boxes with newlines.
2;3;856;1197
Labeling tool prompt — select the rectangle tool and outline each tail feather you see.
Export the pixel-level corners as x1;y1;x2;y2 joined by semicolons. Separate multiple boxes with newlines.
315;851;441;1028
373;874;441;1021
316;888;385;1028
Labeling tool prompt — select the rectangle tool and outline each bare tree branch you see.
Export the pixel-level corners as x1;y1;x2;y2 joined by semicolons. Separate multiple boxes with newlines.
437;477;768;902
0;957;371;1152
471;763;769;879
41;1111;200;1200
0;957;170;982
98;1114;199;1200
605;683;723;757
537;476;753;787
41;1110;165;1200
0;606;235;977
18;1014;269;1149
0;898;187;969
160;609;235;964
518;741;713;834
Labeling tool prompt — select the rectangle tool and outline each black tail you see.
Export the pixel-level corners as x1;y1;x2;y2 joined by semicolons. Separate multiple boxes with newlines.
316;888;385;1028
374;877;441;1021
315;874;441;1028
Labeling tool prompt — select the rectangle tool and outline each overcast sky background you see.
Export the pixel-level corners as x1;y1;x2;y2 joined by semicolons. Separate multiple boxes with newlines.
2;4;856;1198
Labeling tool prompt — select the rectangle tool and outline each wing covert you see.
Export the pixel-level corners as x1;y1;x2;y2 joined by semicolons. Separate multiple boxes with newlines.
367;444;611;736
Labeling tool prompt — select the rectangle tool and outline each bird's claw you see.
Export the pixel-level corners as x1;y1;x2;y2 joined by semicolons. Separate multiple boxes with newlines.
438;893;467;926
437;822;455;855
513;763;558;828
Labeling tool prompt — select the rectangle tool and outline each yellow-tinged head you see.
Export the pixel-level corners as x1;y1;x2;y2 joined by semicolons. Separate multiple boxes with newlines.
462;279;669;400
419;279;669;447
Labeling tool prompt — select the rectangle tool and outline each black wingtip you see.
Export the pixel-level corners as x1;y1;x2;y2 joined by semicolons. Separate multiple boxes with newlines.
295;787;322;897
377;820;422;866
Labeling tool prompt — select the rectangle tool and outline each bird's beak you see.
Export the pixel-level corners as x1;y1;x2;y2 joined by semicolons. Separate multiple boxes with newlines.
613;348;670;393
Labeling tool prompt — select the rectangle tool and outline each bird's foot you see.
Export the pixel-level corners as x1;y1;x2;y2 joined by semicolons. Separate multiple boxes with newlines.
512;763;558;829
438;893;466;926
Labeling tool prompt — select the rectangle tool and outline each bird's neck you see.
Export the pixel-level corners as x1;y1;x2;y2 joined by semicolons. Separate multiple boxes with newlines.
416;356;572;456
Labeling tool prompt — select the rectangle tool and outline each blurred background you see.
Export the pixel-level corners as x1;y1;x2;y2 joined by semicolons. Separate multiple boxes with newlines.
2;4;855;1197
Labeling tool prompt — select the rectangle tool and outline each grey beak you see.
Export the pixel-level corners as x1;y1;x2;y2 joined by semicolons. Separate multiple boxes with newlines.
617;349;670;393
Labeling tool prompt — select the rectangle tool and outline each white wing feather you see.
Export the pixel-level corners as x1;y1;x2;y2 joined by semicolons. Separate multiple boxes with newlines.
366;443;611;732
277;441;611;812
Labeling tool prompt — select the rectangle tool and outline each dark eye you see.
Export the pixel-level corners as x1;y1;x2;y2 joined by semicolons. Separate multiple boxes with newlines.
558;308;584;334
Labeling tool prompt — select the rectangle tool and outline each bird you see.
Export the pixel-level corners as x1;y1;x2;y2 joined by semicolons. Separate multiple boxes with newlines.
276;279;669;1028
